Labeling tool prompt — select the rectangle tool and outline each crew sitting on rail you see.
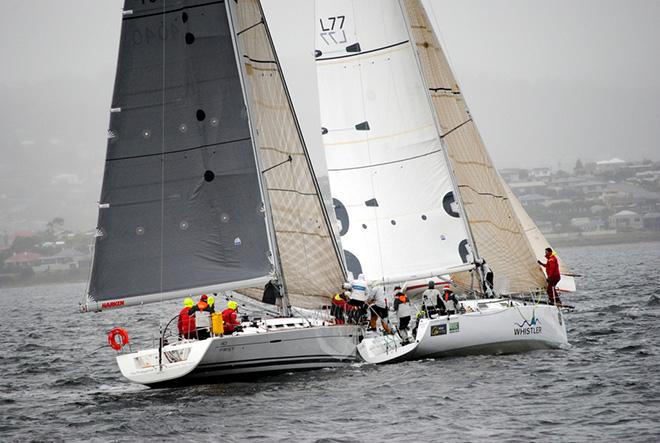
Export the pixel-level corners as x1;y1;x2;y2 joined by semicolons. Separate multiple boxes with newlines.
177;297;197;339
222;300;242;334
187;294;215;340
437;289;461;316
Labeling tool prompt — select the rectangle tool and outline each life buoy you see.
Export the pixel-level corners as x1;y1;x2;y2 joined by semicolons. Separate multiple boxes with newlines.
108;327;129;351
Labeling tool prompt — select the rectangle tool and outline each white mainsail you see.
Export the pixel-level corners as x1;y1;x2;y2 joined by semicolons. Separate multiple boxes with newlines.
401;0;547;293
315;0;475;285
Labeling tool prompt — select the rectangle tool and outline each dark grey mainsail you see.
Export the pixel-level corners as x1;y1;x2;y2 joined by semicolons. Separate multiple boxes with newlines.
85;0;272;310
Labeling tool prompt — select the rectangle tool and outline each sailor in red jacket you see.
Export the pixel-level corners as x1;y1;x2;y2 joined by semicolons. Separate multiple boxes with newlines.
177;297;196;339
538;247;562;306
222;301;242;334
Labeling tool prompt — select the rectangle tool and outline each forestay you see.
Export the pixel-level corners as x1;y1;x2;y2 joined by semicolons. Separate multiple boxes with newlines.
230;0;347;308
315;0;473;285
84;0;273;311
401;0;546;293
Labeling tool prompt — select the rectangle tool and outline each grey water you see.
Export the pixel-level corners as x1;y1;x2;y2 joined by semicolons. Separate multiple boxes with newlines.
1;242;659;442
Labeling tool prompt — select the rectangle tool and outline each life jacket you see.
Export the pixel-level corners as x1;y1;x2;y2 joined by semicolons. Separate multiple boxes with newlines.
333;293;345;305
222;308;240;333
177;307;196;336
194;301;211;328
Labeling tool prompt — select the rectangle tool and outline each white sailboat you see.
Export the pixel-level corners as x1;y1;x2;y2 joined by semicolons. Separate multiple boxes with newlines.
313;0;569;363
82;0;359;387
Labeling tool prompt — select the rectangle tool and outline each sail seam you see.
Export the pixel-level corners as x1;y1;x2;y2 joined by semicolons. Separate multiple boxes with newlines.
267;188;318;197
123;0;225;20
316;40;409;61
106;137;252;161
457;184;508;200
323;123;434;146
327;148;442;172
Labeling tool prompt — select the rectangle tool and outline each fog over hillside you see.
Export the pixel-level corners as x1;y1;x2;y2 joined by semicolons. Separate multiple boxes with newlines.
1;0;659;232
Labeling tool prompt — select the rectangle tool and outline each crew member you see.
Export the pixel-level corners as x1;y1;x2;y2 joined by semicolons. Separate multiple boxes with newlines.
177;297;196;339
262;280;278;305
437;288;461;315
481;259;494;297
187;294;214;340
347;275;368;324
421;281;441;317
367;285;392;334
393;288;412;343
331;287;350;325
538;247;562;306
222;300;242;334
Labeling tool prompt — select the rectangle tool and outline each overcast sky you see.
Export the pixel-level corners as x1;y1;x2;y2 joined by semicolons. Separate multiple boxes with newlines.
0;0;659;229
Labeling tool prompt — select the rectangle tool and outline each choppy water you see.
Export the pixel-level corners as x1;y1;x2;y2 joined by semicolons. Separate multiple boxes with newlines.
1;241;659;442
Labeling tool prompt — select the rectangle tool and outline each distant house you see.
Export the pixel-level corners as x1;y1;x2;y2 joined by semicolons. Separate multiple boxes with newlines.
4;251;43;269
596;158;627;174
499;168;528;183
643;213;660;231
31;248;91;273
609;210;643;231
509;181;547;195
518;193;549;207
529;168;552;179
570;217;601;232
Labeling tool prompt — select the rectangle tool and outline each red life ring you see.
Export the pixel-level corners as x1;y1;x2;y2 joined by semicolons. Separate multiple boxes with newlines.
108;327;129;351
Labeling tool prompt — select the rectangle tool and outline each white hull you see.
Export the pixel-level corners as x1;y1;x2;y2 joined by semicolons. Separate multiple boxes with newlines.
116;318;359;387
358;299;567;364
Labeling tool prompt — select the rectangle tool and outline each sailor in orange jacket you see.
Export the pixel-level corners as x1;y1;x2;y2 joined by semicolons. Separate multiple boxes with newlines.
187;294;214;340
538;247;562;306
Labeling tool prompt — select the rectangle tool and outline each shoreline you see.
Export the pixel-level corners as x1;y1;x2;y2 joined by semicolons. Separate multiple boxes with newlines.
548;231;660;248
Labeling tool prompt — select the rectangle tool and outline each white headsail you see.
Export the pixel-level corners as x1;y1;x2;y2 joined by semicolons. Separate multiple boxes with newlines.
400;0;547;293
500;177;576;292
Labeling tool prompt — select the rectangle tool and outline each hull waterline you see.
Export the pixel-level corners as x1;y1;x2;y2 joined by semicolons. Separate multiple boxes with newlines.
116;319;360;388
358;300;568;364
